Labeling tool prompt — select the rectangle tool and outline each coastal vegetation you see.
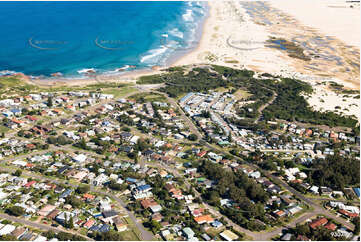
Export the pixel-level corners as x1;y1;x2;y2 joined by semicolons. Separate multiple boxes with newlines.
136;65;357;128
0;76;135;98
328;81;360;94
266;37;311;61
0;76;36;97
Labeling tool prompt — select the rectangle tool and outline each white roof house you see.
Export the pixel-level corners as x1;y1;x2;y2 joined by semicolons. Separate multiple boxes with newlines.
12;160;27;167
73;154;87;163
0;224;16;235
33;235;47;242
309;186;319;194
130;135;140;145
220;230;238;241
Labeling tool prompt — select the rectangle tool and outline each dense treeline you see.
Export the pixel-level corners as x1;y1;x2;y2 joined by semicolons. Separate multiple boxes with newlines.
308;155;360;190
198;160;269;203
47;135;72;145
197;160;269;231
137;65;357;128
159;68;229;97
263;78;357;127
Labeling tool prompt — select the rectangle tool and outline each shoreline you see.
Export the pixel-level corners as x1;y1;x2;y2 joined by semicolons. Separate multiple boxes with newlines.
5;2;361;94
15;2;210;88
168;1;210;68
23;0;359;120
16;1;360;91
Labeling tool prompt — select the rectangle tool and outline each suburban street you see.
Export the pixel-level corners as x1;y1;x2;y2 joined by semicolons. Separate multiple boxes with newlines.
0;144;154;241
167;93;356;237
0;85;356;240
0;213;93;241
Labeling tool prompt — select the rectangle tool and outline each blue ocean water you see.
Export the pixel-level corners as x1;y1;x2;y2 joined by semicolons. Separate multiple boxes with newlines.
0;1;207;77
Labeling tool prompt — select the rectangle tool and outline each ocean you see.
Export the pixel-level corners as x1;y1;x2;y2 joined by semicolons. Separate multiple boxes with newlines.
0;1;207;78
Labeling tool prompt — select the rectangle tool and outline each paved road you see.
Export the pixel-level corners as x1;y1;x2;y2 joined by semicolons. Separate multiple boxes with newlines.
168;97;356;238
254;90;277;124
310;197;360;206
0;146;60;165
1;85;356;240
153;91;203;140
269;174;355;231
0;161;154;241
0;213;93;240
96;191;154;241
145;95;326;240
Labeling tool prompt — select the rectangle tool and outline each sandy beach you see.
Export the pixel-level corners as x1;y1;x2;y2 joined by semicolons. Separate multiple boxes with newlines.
26;1;360;119
173;1;359;87
171;0;360;119
28;68;165;87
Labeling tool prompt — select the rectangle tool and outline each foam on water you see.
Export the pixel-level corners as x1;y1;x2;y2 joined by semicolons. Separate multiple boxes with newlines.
0;1;207;78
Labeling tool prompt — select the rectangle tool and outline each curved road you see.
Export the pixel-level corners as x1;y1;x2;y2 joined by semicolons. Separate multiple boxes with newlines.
165;93;356;239
254;90;277;124
1;85;356;240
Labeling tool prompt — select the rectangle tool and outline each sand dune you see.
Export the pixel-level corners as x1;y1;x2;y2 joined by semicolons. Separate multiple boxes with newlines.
269;0;360;47
30;1;360;120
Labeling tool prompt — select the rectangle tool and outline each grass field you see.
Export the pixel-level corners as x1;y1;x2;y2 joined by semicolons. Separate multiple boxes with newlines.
0;126;10;134
0;76;37;97
234;89;252;100
0;76;137;98
123;217;142;241
102;85;137;98
119;230;141;241
129;92;166;102
215;87;230;93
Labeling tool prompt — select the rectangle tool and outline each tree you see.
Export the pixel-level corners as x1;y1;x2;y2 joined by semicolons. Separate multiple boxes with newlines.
57;232;87;241
0;235;17;241
6;206;25;216
228;134;232;142
13;169;22;177
149;220;161;233
294;223;310;236
188;134;198;141
42;231;56;239
353;217;360;235
47;96;53;107
135;138;149;151
201;110;210;118
78;138;87;149
205;190;220;206
285;160;296;168
66;216;74;229
76;185;90;194
310;155;359;190
65;195;83;208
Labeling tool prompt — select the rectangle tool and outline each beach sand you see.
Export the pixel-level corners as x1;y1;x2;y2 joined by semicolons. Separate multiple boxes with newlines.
173;1;360;88
171;0;360;119
27;1;360;119
29;68;164;87
268;0;360;47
